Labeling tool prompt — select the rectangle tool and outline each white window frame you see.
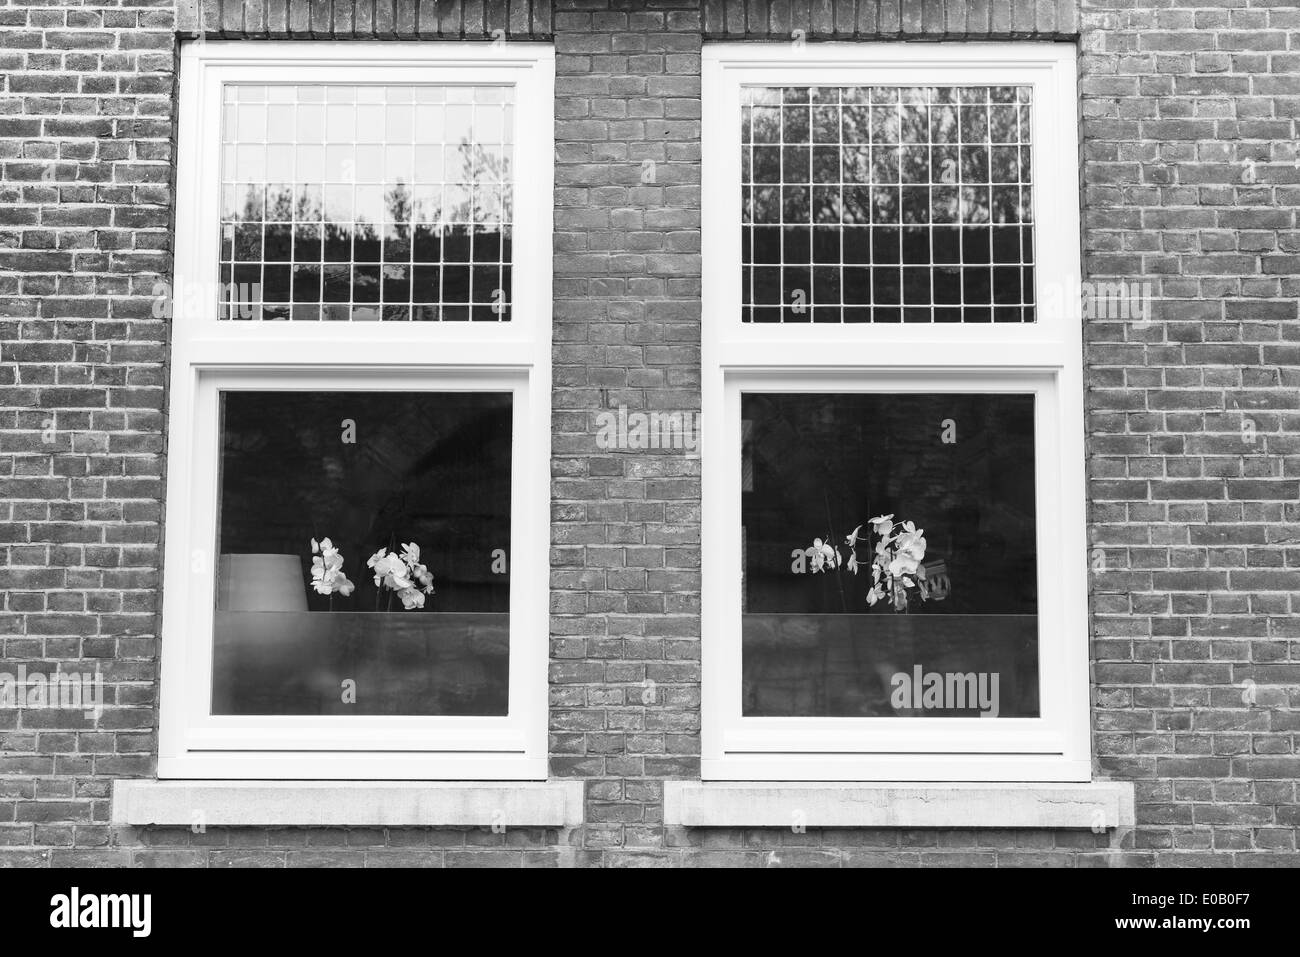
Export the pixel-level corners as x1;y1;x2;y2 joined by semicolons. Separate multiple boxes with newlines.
159;41;554;780
701;42;1089;782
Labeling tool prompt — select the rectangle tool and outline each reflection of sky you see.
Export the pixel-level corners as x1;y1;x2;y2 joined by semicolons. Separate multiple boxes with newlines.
221;85;514;226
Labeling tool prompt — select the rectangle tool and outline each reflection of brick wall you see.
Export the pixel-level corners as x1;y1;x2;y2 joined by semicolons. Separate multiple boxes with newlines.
3;0;1294;867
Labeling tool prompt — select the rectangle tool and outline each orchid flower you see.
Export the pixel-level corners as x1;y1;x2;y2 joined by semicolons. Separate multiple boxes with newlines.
806;537;840;573
401;541;435;595
800;514;937;612
310;537;355;597
367;540;436;610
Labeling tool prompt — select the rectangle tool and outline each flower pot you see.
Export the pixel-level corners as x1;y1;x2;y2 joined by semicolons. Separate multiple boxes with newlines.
217;553;308;612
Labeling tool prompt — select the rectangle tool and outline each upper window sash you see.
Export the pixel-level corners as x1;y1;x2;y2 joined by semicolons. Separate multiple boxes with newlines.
702;42;1082;369
173;41;555;367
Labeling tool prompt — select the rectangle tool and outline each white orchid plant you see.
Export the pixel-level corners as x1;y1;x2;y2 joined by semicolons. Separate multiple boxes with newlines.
367;542;436;610
310;537;355;603
307;537;435;611
804;514;945;612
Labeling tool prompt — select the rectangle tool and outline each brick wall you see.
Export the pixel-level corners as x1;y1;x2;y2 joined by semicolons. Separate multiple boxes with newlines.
175;0;554;39
1081;0;1300;862
0;0;1295;866
0;0;175;865
702;0;1077;39
549;0;705;863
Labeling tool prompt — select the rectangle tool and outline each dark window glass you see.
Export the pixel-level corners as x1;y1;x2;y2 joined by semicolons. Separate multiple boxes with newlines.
212;390;512;716
740;392;1039;717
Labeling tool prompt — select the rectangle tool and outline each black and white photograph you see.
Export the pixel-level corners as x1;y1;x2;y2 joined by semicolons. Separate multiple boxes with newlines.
0;0;1292;933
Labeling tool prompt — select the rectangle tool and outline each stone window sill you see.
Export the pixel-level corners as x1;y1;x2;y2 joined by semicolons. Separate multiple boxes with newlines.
664;781;1135;829
112;780;585;828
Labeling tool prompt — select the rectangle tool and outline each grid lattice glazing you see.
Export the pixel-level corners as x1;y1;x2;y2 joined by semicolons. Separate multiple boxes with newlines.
219;84;514;322
741;86;1035;324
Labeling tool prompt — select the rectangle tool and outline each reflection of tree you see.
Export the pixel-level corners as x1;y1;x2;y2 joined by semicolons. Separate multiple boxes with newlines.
442;140;510;228
744;86;1027;227
227;138;510;310
230;137;509;233
386;181;411;240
